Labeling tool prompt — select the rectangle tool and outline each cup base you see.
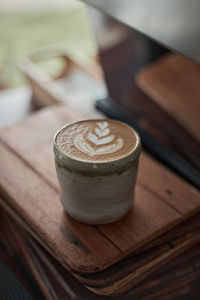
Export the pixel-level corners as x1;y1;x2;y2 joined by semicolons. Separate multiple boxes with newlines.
63;203;133;225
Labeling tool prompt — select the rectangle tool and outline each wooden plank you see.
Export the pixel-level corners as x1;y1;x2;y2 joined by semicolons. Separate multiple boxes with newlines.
0;210;100;300
138;154;200;216
0;104;200;276
133;215;200;254
136;54;200;142
1;104;199;252
2;187;200;296
26;240;200;300
0;141;182;275
87;234;200;296
0;138;187;264
0;143;120;273
1;104;199;217
0;104;200;269
0;104;84;190
74;214;200;288
97;185;181;253
27;236;200;299
2;209;200;299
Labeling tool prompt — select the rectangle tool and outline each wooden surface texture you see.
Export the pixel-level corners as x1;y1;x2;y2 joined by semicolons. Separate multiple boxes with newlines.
0;104;199;295
136;54;200;143
1;209;200;299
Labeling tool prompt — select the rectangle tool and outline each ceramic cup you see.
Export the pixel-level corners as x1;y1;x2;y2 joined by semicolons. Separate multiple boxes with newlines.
54;119;141;224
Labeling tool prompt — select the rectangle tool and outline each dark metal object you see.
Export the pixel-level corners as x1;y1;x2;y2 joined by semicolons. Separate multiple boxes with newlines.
96;98;200;189
84;0;200;65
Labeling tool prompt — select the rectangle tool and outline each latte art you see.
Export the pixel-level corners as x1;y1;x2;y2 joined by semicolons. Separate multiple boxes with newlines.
55;119;138;163
74;122;123;156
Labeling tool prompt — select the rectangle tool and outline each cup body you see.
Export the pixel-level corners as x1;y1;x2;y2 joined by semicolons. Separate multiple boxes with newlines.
54;119;141;224
55;159;139;224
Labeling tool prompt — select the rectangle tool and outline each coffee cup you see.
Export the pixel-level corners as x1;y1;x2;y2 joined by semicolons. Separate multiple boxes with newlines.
54;119;141;224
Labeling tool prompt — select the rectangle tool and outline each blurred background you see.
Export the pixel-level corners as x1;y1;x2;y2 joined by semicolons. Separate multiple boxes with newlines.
0;0;107;127
0;0;96;88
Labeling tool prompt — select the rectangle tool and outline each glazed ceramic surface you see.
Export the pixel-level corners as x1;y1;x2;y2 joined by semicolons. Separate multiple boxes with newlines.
54;119;141;224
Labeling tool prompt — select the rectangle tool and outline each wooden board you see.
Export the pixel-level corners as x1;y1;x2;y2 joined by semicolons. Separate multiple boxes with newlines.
1;191;200;296
136;54;200;143
1;209;200;300
73;215;200;296
0;104;199;287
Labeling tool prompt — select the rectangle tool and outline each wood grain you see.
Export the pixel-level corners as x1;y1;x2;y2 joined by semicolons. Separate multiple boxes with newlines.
97;185;181;253
136;54;200;142
0;103;199;289
2;189;199;296
0;105;200;271
0;104;84;190
0;143;120;273
138;154;200;216
0;141;184;274
2;209;200;299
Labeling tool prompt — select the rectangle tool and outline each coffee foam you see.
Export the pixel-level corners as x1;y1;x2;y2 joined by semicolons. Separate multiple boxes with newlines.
55;120;137;163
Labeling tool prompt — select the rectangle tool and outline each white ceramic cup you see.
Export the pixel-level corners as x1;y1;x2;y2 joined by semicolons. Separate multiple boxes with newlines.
54;119;141;224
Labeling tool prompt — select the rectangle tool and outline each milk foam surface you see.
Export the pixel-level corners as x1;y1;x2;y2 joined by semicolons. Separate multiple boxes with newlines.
55;120;137;163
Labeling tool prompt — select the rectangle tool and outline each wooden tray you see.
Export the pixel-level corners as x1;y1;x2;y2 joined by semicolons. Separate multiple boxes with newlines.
0;104;199;295
1;206;200;299
136;54;200;143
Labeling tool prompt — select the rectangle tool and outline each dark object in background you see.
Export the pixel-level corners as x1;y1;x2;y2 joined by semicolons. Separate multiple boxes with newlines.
1;202;200;299
0;104;200;298
83;2;200;188
0;258;32;300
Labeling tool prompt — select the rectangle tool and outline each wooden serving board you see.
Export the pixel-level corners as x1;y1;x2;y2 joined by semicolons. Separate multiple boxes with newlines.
1;209;200;299
73;215;200;296
0;104;199;278
136;54;200;143
1;191;200;296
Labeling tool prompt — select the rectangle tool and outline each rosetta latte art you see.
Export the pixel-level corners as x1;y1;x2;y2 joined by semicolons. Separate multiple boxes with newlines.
74;122;123;156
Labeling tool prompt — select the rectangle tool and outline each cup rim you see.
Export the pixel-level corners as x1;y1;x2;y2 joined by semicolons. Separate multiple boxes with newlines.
54;119;141;174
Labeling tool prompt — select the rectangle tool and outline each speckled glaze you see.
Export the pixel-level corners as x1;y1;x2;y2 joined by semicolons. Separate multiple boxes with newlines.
54;119;141;225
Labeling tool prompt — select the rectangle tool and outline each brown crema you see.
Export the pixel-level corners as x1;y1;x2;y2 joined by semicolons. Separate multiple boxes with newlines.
55;119;138;163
